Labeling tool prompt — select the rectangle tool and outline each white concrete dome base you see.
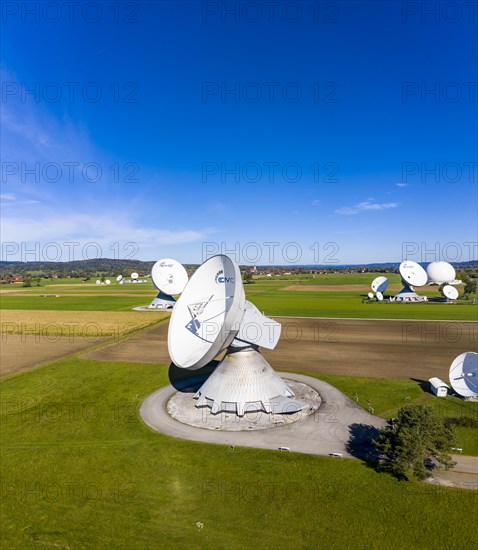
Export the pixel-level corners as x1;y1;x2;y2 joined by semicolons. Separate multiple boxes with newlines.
194;347;308;417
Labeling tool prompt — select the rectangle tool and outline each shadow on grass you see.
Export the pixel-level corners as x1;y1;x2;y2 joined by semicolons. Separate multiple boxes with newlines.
410;378;431;393
168;361;218;393
346;423;382;461
347;422;409;480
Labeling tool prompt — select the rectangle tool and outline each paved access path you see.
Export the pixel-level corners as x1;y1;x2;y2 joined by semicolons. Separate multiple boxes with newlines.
140;372;387;458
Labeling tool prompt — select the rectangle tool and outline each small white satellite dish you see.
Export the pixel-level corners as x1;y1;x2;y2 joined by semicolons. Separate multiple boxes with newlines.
105;279;111;285
96;280;101;285
116;275;123;282
426;261;456;284
443;285;459;300
151;259;188;295
371;276;388;293
376;291;384;301
131;272;139;280
119;280;124;285
367;292;374;299
168;255;245;370
449;352;478;398
399;260;428;287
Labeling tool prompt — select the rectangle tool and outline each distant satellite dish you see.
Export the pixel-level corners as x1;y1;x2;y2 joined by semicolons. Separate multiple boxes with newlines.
426;261;456;284
376;291;384;301
151;259;188;295
393;260;428;302
168;255;245;370
367;292;374;299
167;254;306;416
119;280;124;285
449;352;478;398
443;285;459;300
131;272;139;280
399;260;427;287
105;279;111;285
371;276;388;293
116;275;123;282
96;280;101;285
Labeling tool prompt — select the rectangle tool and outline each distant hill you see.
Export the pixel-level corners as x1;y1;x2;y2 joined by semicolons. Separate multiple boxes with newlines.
0;258;476;276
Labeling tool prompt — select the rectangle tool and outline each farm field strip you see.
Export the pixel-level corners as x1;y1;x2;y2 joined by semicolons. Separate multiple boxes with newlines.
0;310;169;337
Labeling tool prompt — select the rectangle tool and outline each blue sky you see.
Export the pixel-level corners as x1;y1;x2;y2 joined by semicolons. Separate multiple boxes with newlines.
1;1;476;265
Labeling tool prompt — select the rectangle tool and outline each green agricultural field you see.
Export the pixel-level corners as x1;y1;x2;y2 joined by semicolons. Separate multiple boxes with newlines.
0;295;149;311
255;272;403;285
2;278;477;319
247;290;478;321
1;357;477;549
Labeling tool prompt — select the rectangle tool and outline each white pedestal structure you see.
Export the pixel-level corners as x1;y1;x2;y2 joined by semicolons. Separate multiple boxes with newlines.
393;283;427;302
148;290;176;309
194;347;307;416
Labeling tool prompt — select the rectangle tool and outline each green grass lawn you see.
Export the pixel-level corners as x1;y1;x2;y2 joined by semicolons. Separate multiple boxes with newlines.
1;357;477;549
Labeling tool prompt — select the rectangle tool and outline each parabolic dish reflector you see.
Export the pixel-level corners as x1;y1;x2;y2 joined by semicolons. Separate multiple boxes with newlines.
376;291;384;301
443;285;459;300
151;258;188;295
367;292;374;299
449;352;478;398
131;272;139;280
399;260;427;287
105;279;111;285
371;276;388;293
96;280;101;285
168;255;246;370
116;275;123;282
426;261;456;284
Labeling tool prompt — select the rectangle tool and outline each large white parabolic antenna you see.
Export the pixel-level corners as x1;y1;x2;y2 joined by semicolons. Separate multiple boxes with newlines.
376;291;384;301
371;276;388;293
394;260;428;302
399;260;428;287
443;285;459;300
426;261;456;285
131;272;139;280
168;255;245;369
116;275;123;282
449;352;478;398
151;259;188;295
148;258;189;310
168;254;306;416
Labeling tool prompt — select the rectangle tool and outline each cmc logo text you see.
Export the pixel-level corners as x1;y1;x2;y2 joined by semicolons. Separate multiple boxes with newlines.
215;270;234;284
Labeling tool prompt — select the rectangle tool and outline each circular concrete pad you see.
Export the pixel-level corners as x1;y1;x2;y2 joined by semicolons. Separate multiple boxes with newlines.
167;379;321;431
140;373;387;458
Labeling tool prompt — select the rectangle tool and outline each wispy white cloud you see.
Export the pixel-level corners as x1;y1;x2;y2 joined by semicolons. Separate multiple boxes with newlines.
311;200;320;206
396;183;407;188
335;201;399;215
0;211;215;250
0;193;16;201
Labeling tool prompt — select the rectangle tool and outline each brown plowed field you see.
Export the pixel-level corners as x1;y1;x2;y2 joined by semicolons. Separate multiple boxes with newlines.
86;317;477;381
